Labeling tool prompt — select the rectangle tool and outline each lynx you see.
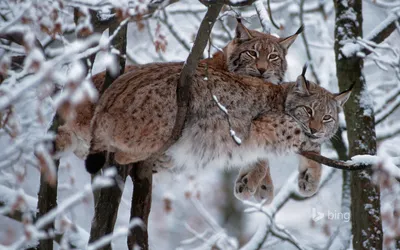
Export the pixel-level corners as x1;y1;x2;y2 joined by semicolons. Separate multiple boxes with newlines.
55;20;301;159
55;21;302;202
87;64;351;202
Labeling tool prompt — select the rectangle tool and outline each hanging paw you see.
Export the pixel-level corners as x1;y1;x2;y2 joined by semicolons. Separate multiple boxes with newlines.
234;173;257;200
234;168;266;201
254;172;274;204
298;168;320;197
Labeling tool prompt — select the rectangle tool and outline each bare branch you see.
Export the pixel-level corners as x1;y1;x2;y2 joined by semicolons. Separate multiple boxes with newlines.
267;0;280;30
200;0;257;7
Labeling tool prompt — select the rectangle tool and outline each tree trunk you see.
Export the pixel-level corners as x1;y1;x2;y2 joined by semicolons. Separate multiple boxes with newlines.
334;1;382;249
36;116;60;250
88;11;128;248
89;163;130;249
127;161;153;250
329;128;352;249
36;167;58;250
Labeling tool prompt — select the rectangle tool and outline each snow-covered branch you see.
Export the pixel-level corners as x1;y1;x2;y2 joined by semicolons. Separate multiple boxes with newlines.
341;8;400;58
254;1;272;33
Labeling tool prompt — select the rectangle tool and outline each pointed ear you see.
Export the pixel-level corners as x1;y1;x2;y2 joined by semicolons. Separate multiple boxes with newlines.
334;84;353;107
295;63;310;95
279;25;303;50
235;18;253;42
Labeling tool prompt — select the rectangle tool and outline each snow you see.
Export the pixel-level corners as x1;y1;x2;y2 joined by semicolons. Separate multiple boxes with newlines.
341;42;361;57
254;1;272;33
358;86;374;117
1;0;400;249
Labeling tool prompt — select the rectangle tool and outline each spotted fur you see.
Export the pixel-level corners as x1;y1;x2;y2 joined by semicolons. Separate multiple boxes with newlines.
88;64;352;201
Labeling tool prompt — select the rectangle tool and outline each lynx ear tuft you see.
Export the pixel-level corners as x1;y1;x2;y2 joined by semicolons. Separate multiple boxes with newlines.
235;19;253;42
335;84;354;107
279;25;304;50
295;63;310;95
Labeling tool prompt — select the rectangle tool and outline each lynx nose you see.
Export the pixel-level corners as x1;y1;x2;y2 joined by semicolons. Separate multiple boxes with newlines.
310;128;317;134
258;68;266;74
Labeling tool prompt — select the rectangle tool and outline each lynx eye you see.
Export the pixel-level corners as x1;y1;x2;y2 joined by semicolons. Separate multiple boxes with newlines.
323;115;332;122
303;106;313;117
268;53;279;61
246;50;258;58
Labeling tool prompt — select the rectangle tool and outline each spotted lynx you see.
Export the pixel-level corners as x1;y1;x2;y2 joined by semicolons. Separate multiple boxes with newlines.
55;20;301;159
55;21;302;202
87;64;351;202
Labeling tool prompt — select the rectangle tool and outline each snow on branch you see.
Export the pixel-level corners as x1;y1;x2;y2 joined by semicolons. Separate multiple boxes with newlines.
239;166;338;249
301;152;400;180
212;95;242;145
180;197;238;250
244;200;306;250
5;169;117;249
341;9;400;58
300;151;370;171
0;185;89;249
254;1;272;33
87;218;144;250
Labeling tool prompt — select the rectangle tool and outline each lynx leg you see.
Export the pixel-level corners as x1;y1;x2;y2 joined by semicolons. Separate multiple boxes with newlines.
254;161;274;203
55;126;77;155
234;160;267;201
298;154;321;196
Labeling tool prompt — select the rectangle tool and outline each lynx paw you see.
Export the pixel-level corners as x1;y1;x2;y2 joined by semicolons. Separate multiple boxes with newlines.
298;169;319;197
234;173;260;201
254;182;274;204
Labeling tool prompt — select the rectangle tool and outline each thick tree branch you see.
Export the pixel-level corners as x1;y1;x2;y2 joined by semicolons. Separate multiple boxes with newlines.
89;16;129;250
154;2;224;157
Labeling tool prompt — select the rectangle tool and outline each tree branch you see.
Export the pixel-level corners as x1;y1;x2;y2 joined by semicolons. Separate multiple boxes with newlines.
300;151;370;171
267;0;280;30
154;2;224;157
200;0;256;7
363;11;400;56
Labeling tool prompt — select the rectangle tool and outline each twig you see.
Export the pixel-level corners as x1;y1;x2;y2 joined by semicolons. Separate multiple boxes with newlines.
267;0;280;30
159;9;192;52
299;0;321;85
200;0;257;7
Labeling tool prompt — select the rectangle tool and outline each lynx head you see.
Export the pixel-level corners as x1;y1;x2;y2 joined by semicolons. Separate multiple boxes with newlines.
285;65;353;143
226;20;303;84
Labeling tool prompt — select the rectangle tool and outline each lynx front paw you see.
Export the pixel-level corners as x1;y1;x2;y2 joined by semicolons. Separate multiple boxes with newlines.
254;182;274;204
298;169;319;197
234;173;260;201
